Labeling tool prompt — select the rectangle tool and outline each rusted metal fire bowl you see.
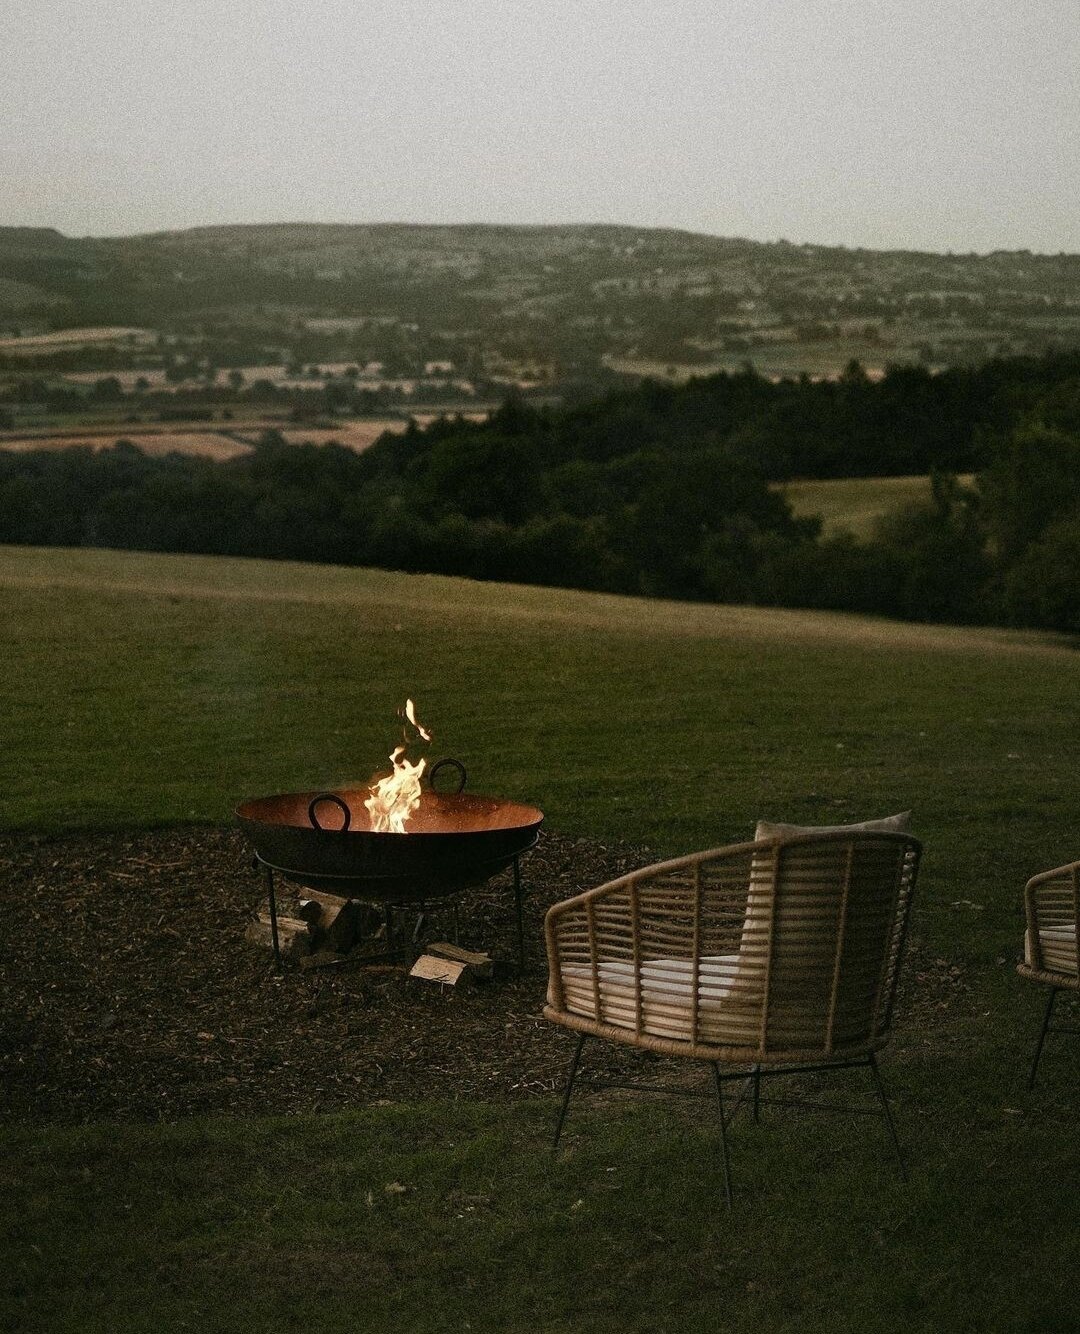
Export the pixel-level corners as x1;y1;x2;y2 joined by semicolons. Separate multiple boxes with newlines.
236;783;544;902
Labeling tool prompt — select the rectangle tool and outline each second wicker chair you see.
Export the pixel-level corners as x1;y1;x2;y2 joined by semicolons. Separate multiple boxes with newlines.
1017;859;1079;1088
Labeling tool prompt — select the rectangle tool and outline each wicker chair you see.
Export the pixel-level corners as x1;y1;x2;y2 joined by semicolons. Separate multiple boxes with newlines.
544;829;921;1204
1017;859;1080;1088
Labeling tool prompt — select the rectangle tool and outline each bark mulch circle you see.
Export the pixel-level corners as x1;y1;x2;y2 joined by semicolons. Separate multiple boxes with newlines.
0;827;953;1126
0;827;665;1124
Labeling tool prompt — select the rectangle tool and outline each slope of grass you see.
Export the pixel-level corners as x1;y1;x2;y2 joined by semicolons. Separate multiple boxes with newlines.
781;474;976;540
2;542;1073;852
2;543;1078;1333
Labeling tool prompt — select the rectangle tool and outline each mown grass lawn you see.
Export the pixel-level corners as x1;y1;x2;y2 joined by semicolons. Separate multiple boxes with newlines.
1;544;1078;1333
3;1088;1078;1334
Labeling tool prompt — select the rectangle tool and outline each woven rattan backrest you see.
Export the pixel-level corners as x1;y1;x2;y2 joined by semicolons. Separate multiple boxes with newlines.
545;831;920;1059
752;832;920;1055
546;844;757;1044
556;852;757;965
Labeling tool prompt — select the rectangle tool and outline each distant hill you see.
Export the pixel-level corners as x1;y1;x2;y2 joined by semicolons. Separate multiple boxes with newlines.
2;222;1079;383
0;226;75;250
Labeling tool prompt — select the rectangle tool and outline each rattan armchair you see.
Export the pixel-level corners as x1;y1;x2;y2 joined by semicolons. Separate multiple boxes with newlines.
1017;859;1079;1088
544;829;921;1204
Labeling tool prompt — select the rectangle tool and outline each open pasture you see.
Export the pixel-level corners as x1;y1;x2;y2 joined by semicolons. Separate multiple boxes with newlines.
606;349;891;383
0;418;409;460
0;414;485;461
53;368;385;392
232;418;413;451
2;543;1075;857
781;474;977;540
0;429;252;461
1;544;1078;1332
0;325;155;352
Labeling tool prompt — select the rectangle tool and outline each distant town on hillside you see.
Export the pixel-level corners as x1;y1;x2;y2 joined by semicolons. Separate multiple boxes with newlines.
2;223;1079;404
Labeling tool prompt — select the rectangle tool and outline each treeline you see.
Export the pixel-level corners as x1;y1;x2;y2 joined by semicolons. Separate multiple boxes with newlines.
537;351;1080;480
2;352;1080;631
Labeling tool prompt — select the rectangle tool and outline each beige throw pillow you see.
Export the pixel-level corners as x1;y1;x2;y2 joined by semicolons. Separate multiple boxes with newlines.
754;811;911;841
737;812;913;993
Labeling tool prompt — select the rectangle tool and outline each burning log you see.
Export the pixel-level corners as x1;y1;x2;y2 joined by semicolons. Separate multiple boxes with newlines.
365;699;431;833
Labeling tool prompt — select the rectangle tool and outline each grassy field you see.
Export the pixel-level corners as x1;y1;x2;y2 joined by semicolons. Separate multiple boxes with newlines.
1;544;1078;1332
605;346;896;381
0;413;485;459
0;325;155;352
0;419;403;460
781;474;977;540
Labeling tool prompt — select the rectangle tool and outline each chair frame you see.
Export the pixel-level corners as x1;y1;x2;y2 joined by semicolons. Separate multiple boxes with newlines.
1017;860;1080;1088
544;830;921;1204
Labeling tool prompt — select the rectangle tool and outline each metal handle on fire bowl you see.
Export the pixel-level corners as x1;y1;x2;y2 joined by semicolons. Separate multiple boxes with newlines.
428;758;467;794
308;792;352;831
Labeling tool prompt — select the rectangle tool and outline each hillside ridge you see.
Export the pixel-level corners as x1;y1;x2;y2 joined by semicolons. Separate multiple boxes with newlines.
20;219;1080;262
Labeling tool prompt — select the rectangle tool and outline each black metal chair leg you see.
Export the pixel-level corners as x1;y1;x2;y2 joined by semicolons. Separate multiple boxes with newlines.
867;1053;907;1183
712;1064;734;1209
552;1034;586;1153
1027;987;1059;1090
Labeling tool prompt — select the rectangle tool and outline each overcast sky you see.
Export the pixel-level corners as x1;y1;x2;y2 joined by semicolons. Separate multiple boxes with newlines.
3;0;1078;252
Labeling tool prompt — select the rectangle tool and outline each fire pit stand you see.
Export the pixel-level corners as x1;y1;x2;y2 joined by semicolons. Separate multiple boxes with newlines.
237;760;544;972
254;845;535;972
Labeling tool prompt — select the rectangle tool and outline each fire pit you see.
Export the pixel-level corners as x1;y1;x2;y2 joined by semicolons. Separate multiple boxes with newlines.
237;759;544;969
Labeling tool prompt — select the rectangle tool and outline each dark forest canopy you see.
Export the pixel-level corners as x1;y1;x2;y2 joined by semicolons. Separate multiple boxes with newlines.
361;350;1080;482
3;351;1080;631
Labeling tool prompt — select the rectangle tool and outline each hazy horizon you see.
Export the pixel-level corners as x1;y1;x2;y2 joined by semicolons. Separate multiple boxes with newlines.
4;0;1078;254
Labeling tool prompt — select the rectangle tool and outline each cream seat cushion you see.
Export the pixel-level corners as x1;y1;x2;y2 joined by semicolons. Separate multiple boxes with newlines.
561;954;742;1042
1024;924;1078;973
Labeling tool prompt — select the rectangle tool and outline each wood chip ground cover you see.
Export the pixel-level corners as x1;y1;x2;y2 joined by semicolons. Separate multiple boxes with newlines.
0;827;963;1126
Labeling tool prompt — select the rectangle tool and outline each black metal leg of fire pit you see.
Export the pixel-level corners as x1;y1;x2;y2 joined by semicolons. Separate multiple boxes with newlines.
263;862;282;972
513;855;525;970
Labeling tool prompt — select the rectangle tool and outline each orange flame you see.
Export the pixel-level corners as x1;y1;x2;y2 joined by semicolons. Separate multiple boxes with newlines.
405;697;431;742
364;699;431;834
